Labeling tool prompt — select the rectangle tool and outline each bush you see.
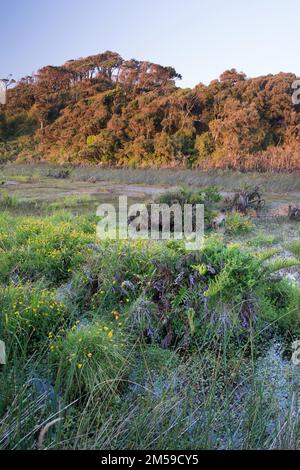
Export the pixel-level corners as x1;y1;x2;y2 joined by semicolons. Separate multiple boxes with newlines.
0;216;94;284
258;279;300;334
46;168;71;179
155;186;221;226
225;211;254;235
203;242;262;303
51;323;129;400
0;284;67;355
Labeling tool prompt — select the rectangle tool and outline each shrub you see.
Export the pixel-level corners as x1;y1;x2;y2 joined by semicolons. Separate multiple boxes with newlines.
157;186;220;206
204;243;262;303
51;323;129;400
0;284;67;355
0;217;94;284
46;168;71;179
225;211;254;235
155;186;221;226
258;279;300;334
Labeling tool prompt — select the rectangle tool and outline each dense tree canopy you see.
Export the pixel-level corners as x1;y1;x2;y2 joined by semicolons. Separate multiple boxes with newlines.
1;51;300;171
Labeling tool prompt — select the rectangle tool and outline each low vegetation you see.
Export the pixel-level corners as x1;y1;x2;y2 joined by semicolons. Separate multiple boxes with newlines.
0;172;300;449
225;212;254;235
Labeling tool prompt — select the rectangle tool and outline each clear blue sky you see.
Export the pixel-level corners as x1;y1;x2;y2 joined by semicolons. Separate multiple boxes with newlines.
1;0;300;88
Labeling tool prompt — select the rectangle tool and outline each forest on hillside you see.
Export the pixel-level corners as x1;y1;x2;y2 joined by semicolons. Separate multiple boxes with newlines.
1;51;300;171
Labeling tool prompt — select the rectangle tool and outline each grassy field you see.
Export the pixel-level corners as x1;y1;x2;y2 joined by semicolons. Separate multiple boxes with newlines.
1;164;300;192
0;165;300;450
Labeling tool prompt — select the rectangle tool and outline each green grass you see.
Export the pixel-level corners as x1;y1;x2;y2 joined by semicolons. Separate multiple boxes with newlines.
0;166;300;450
287;240;300;258
49;194;93;210
247;233;277;247
0;191;21;209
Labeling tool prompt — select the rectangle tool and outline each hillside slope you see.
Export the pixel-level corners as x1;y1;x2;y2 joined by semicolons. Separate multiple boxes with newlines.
1;51;300;171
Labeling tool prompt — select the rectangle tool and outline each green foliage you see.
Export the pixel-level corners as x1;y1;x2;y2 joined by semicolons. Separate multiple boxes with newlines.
247;233;276;247
51;323;129;400
225;211;254;235
157;186;220;206
195;132;215;163
156;186;220;225
2;112;38;140
0;284;67;355
0;214;94;285
171;286;190;309
0;203;300;450
204;243;262;302
254;248;278;261
267;257;300;273
86;135;97;146
49;194;92;210
286;240;300;258
258;279;300;333
0;191;21;209
171;129;196;161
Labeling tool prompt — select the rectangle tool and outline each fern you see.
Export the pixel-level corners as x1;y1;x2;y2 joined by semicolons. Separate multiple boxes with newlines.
205;274;224;297
254;248;278;261
267;258;300;273
191;263;208;276
171;286;190;309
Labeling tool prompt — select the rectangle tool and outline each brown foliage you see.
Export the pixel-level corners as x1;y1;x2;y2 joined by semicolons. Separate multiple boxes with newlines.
1;52;300;171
